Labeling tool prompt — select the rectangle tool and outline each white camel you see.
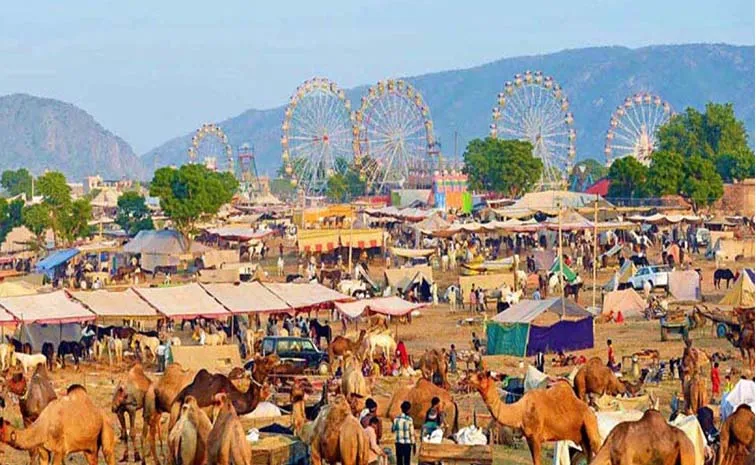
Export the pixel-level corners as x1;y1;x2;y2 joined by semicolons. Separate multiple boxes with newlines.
361;332;397;361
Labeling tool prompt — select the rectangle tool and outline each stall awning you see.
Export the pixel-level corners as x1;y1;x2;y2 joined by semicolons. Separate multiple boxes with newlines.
35;249;79;274
334;296;426;318
133;283;230;319
201;282;291;314
0;290;94;324
263;283;351;311
68;288;160;319
204;227;272;242
492;297;592;325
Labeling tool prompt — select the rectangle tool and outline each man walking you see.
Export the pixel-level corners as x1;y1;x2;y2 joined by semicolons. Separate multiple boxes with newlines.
392;401;416;465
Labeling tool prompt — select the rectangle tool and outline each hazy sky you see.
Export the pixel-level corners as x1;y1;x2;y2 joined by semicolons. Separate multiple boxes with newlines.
1;0;753;153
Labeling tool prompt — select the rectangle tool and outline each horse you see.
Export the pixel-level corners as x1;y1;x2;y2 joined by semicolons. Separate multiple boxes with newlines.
362;332;397;361
41;342;55;371
57;341;83;369
714;268;736;289
191;327;226;346
564;282;583;301
309;319;332;347
5;336;31;355
319;268;342;288
131;334;160;361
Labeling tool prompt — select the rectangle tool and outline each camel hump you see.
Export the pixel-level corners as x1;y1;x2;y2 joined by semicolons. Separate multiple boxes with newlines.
735;404;753;414
640;409;666;425
67;384;87;395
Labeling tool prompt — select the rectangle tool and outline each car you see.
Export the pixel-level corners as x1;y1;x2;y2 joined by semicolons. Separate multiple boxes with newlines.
244;336;329;374
409;256;429;267
628;265;672;290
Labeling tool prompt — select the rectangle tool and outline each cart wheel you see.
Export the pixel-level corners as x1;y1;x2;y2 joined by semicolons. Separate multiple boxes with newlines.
716;323;728;338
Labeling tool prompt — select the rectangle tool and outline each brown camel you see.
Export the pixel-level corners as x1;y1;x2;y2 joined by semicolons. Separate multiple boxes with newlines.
683;373;708;415
304;394;369;465
590;409;695;465
291;381;307;437
329;329;367;371
718;405;755;465
112;363;153;463
573;357;626;402
0;385;116;465
6;364;57;465
168;396;213;465
341;355;370;413
207;393;252;465
726;325;755;371
681;339;710;387
466;371;600;465
386;378;459;434
419;348;450;389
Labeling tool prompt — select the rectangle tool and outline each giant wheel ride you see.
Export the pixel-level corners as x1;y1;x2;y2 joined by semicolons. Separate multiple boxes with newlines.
604;92;672;166
490;70;576;189
280;77;354;195
354;79;436;193
188;123;234;173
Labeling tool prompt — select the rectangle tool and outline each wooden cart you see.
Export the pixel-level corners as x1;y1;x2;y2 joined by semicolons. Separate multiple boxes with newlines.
247;433;309;465
418;442;493;465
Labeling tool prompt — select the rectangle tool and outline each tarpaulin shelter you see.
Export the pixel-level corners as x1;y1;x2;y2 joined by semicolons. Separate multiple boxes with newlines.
0;281;37;297
549;257;577;283
334;296;426;319
708;238;754;261
601;289;646;319
668;270;701;302
459;273;513;304
0;226;38;254
486;298;593;356
35;248;79;278
390;247;435;258
720;379;755;422
532;250;556;271
494;190;613;217
262;282;350;312
123;230;209;271
0;290;94;324
204;227;271;242
17;323;84;352
603;260;636;292
68;288;160;319
201;282;291;314
297;229;383;253
719;269;755;308
202;249;240;268
414;214;451;234
133;283;230;319
384;266;433;290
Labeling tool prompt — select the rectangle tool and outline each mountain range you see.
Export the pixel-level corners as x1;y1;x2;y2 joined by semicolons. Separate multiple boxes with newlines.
0;43;753;181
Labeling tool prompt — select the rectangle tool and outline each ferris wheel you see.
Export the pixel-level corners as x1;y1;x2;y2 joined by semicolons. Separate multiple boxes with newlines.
490;70;576;189
188;123;234;173
604;93;672;166
354;79;436;193
280;77;354;194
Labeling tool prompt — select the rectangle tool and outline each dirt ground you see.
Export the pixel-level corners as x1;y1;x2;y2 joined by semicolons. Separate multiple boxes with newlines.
0;243;750;465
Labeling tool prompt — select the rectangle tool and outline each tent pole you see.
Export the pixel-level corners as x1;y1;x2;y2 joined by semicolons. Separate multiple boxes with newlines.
592;195;598;311
558;200;565;316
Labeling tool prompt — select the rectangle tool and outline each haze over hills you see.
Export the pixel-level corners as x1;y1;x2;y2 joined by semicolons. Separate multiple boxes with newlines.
143;43;755;176
0;94;147;181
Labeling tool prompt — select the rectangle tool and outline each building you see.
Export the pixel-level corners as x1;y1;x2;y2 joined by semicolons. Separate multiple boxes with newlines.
432;171;470;212
84;175;135;194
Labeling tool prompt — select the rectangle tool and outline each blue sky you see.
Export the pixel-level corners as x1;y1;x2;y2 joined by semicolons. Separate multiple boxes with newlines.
0;0;753;153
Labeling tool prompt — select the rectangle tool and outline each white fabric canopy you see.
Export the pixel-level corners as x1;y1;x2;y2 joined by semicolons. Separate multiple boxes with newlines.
492;298;592;324
68;288;160;319
334;296;426;318
133;283;230;319
720;379;756;421
0;290;94;324
201;282;291;314
263;283;350;310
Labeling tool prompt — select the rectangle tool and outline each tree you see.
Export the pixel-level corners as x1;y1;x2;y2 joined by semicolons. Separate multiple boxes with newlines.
0;198;25;245
715;152;755;183
150;164;238;239
325;174;348;202
116;192;154;236
569;158;608;190
607;157;649;198
463;137;542;196
681;155;724;211
0;169;33;199
22;204;50;239
61;199;93;243
646;151;684;196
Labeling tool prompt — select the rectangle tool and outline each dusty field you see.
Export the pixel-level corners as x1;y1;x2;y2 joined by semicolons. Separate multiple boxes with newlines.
0;245;749;465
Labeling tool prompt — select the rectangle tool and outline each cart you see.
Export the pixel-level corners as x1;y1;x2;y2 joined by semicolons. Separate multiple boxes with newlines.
660;318;689;341
418;442;493;465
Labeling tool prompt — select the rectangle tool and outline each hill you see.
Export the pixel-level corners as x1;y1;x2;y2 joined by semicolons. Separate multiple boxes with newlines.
0;93;146;181
143;43;754;176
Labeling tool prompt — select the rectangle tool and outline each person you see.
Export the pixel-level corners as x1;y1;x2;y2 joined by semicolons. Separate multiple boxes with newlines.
277;256;284;277
535;350;545;373
448;344;457;373
156;340;166;372
606;339;617;371
477;287;485;312
392;401;415;465
469;285;477;312
532;288;541;300
472;332;482;352
724;374;734;394
360;398;382;439
422;397;444;437
711;362;721;401
279;243;284;258
366;416;386;465
396;340;409;369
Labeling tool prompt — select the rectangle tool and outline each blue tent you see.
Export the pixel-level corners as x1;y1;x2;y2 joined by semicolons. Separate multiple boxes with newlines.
35;248;79;278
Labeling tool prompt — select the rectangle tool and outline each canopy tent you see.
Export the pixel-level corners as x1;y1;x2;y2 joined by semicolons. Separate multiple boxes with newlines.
69;288;160;319
668;270;701;302
202;249;240;269
532;250;556;271
204;227;272;242
494;191;613;217
90;189;120;208
544;211;593;231
297;229;383;253
603;260;636;292
334;296;426;319
133;284;230;319
708;238;754;261
720;379;755;422
0;226;37;254
627;213;701;225
459;273;513;304
35;248;79;278
0;280;37;297
263;282;350;311
197;269;240;283
487;298;593;356
0;290;94;324
390;247;435;259
201;282;291;314
601;289;646;319
719;269;755;308
414;214;451;234
124;230;209;271
384;266;433;289
549;257;578;283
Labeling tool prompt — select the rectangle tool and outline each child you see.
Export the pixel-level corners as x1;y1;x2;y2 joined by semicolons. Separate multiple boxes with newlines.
724;374;734;395
449;344;458;373
711;362;721;401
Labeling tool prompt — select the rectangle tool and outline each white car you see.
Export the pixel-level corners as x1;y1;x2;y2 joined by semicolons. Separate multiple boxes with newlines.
628;265;672;290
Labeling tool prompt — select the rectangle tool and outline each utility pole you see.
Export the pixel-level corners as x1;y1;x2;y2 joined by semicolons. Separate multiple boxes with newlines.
592;194;599;311
557;199;565;316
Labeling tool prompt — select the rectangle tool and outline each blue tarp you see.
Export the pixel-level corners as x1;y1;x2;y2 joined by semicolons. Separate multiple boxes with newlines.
35;248;79;277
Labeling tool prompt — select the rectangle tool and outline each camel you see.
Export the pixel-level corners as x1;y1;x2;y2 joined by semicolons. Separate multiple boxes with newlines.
573;357;626;402
682;373;708;415
132;334;160;361
386;378;459;434
681;339;710;386
192;327;226;346
304;394;369;465
207;393;252;465
5;364;57;465
361;331;396;361
0;343;15;370
341;355;370;412
718;405;755;465
291;381;307;437
112;363;153;463
419;348;450;389
465;371;600;465
590;409;695;465
726;326;755;371
168;396;213;465
329;330;367;372
0;385;116;465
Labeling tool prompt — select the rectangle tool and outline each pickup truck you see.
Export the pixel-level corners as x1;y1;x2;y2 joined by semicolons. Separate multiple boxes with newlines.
628;265;672;290
245;336;329;374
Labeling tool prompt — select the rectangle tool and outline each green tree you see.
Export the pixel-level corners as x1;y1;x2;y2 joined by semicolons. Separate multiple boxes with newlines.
569;158;608;190
715;152;755;183
0;169;33;199
7;199;24;228
681;155;724;211
61;199;93;243
22;204;51;245
607;157;649;198
646;151;684;196
116;192;155;235
150;164;238;239
36;171;71;243
463;137;542;196
325;174;348;202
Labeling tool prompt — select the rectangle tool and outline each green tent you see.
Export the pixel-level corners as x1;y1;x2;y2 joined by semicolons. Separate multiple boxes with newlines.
549;257;577;283
485;321;529;356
